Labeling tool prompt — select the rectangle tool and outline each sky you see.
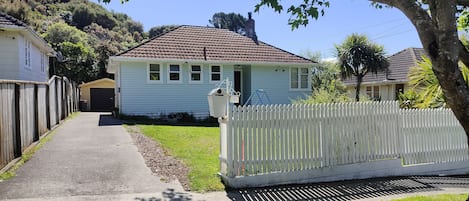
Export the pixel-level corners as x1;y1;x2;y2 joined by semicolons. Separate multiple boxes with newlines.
92;0;422;60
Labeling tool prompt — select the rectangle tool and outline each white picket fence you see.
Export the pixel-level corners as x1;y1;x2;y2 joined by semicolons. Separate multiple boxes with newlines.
220;101;469;183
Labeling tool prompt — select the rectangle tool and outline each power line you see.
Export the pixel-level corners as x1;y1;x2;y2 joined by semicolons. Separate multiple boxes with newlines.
372;29;414;40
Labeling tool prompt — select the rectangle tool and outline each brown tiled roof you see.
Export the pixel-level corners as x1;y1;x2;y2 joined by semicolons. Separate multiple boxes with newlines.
0;11;28;28
343;47;426;85
117;25;314;64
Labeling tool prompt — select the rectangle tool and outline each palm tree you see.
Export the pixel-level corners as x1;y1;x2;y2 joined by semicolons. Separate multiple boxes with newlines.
336;34;389;101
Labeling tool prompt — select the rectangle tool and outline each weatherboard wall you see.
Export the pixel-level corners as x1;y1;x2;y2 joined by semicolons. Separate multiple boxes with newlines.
119;61;234;117
0;32;48;82
0;31;20;80
17;34;49;82
249;65;311;104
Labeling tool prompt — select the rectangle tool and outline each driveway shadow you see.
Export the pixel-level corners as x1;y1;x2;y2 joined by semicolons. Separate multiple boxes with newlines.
134;188;192;201
99;114;123;126
226;175;469;201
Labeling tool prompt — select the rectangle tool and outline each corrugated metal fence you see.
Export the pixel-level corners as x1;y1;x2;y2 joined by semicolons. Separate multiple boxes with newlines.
0;76;79;170
220;101;468;178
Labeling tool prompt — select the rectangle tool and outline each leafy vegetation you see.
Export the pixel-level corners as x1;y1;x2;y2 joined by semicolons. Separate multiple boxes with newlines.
138;125;223;192
391;194;468;201
293;51;351;104
399;56;469;109
209;12;247;35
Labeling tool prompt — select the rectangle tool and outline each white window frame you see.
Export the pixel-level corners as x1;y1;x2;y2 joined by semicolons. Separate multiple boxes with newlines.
40;53;46;73
189;64;203;84
289;67;310;91
147;63;163;83
167;64;182;83
210;65;223;83
25;40;31;70
366;85;380;100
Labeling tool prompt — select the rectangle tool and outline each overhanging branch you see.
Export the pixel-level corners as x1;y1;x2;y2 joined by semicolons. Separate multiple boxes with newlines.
457;0;469;6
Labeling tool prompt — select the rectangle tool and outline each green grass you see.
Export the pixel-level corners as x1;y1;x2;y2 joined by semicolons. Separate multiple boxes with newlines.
0;112;79;181
392;194;468;201
138;125;223;192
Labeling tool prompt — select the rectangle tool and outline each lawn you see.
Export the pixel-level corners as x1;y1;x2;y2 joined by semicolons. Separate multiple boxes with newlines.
138;125;223;192
392;194;468;201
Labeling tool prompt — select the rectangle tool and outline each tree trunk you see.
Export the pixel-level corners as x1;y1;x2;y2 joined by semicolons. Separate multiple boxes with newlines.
355;75;363;102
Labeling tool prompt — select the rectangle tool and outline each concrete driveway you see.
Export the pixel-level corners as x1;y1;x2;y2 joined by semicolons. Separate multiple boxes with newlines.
0;112;187;201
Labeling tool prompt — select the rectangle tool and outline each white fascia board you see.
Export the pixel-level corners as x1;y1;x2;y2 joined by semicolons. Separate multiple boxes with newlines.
108;56;314;68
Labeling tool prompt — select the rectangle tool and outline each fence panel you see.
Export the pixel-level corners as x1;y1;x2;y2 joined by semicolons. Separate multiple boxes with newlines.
226;101;402;177
400;109;468;165
37;85;48;136
19;84;35;152
0;77;78;170
224;101;469;179
48;78;57;128
0;83;16;169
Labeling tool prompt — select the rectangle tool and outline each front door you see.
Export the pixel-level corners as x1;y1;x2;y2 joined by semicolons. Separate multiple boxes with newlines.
234;71;242;105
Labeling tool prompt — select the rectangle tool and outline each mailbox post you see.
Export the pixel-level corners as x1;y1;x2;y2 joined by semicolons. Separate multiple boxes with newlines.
207;78;239;175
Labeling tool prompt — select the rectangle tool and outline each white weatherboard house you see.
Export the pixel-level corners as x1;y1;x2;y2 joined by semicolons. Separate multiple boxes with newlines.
108;16;315;117
0;12;55;82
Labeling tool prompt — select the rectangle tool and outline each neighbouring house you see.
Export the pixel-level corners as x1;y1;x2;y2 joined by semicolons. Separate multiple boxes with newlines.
107;14;315;117
79;78;115;112
0;12;55;82
343;47;425;101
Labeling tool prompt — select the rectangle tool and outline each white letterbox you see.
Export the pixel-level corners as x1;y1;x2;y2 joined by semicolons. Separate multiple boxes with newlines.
208;88;229;118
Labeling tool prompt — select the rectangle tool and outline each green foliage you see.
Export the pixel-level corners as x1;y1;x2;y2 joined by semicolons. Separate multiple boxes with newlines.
138;125;224;192
148;25;179;38
293;51;350;104
255;0;330;29
209;12;247;34
43;22;89;46
398;89;420;109
405;56;469;109
293;87;350;104
336;34;388;101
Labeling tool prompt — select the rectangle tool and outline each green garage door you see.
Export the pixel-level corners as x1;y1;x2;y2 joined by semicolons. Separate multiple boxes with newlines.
90;88;114;112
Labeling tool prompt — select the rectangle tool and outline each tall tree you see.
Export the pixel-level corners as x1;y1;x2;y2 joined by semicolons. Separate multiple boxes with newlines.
209;12;247;34
336;34;388;101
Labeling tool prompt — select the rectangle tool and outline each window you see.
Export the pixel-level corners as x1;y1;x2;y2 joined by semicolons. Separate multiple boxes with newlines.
148;64;161;82
290;67;309;89
168;64;181;81
366;86;380;101
25;40;31;69
210;65;222;82
190;65;202;82
40;53;45;73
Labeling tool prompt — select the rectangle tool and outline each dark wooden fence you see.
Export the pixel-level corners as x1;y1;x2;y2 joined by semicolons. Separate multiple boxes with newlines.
0;76;79;170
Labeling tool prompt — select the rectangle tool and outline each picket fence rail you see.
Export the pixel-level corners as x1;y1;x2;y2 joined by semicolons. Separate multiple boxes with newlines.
220;101;468;179
0;76;79;170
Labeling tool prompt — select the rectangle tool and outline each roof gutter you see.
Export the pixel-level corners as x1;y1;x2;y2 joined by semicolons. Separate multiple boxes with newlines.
107;56;316;74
